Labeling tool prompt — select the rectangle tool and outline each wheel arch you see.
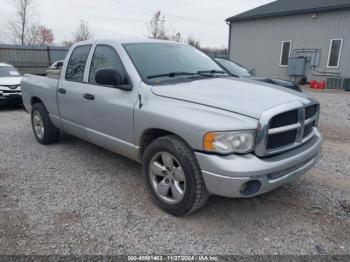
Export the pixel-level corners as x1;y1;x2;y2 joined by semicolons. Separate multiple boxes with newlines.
30;96;50;113
31;96;44;107
138;128;192;161
31;96;42;105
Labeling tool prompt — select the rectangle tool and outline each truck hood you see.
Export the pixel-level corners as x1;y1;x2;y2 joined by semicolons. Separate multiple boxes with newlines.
151;77;310;119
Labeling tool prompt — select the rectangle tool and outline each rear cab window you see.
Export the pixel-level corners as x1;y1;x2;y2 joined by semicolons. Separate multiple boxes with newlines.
65;45;92;82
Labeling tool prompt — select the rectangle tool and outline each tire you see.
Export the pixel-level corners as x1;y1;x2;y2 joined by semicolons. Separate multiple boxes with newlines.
31;103;60;145
142;135;209;216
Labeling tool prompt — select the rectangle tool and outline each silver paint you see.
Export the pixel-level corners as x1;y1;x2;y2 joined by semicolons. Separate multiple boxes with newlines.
21;39;323;198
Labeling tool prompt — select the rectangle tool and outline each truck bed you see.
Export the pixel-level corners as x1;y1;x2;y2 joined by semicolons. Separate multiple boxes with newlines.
21;74;60;118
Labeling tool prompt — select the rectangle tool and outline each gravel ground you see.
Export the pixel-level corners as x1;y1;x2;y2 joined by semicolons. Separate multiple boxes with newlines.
0;89;349;255
303;88;350;178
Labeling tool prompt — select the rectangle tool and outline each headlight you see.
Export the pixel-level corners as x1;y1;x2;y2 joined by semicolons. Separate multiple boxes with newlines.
204;130;256;154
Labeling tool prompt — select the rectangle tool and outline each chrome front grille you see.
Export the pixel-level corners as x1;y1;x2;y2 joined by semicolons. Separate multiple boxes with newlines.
266;129;298;149
255;99;319;157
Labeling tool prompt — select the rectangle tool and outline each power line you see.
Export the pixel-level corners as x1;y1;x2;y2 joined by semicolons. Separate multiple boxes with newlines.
113;0;223;28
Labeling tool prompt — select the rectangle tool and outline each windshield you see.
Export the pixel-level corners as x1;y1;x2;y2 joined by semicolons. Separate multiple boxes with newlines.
0;66;21;77
123;43;226;84
215;58;253;77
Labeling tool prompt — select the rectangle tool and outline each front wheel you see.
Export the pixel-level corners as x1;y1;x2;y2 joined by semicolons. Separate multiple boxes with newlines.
31;103;60;145
142;135;209;216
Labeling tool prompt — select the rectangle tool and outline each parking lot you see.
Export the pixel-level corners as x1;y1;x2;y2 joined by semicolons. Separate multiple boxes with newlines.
0;88;349;255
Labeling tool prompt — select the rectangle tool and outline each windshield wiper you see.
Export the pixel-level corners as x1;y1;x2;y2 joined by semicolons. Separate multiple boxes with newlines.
147;70;228;80
196;70;228;76
147;72;196;79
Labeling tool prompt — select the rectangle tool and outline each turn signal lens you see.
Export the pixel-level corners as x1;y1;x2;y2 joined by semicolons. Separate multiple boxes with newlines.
204;132;216;151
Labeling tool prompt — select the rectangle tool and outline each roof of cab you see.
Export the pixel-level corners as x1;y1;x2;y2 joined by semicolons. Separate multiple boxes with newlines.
74;38;184;46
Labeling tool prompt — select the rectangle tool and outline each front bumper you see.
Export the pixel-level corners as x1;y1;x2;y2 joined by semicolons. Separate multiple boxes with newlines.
195;130;322;198
0;93;22;105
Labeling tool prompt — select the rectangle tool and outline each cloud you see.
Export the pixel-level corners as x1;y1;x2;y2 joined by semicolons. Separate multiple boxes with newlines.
0;0;274;47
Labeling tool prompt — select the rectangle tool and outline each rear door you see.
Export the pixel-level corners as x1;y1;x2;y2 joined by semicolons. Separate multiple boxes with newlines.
57;45;92;139
82;44;138;159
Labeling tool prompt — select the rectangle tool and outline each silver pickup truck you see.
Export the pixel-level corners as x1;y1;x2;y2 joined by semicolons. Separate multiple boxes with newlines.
21;39;322;215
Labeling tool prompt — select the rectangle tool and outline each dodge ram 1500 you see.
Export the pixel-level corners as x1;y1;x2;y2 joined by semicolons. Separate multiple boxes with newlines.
21;39;322;215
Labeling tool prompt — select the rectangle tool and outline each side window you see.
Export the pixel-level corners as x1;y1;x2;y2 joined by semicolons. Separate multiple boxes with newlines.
327;39;343;68
89;45;129;85
280;40;292;67
65;45;91;82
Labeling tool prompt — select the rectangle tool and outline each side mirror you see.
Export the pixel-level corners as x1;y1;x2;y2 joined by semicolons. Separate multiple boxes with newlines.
250;68;256;75
95;68;132;90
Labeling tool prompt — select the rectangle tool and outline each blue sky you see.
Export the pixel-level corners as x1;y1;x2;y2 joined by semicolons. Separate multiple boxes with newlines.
0;0;274;47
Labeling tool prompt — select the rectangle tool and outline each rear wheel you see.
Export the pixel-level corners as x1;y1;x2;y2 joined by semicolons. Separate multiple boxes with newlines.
31;103;60;145
143;135;209;216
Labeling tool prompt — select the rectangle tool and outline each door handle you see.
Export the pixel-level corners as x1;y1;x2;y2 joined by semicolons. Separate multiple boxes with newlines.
83;93;95;100
58;88;66;94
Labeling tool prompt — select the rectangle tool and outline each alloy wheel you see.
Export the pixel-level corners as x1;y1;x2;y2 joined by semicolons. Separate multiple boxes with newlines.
32;111;44;139
149;151;186;204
